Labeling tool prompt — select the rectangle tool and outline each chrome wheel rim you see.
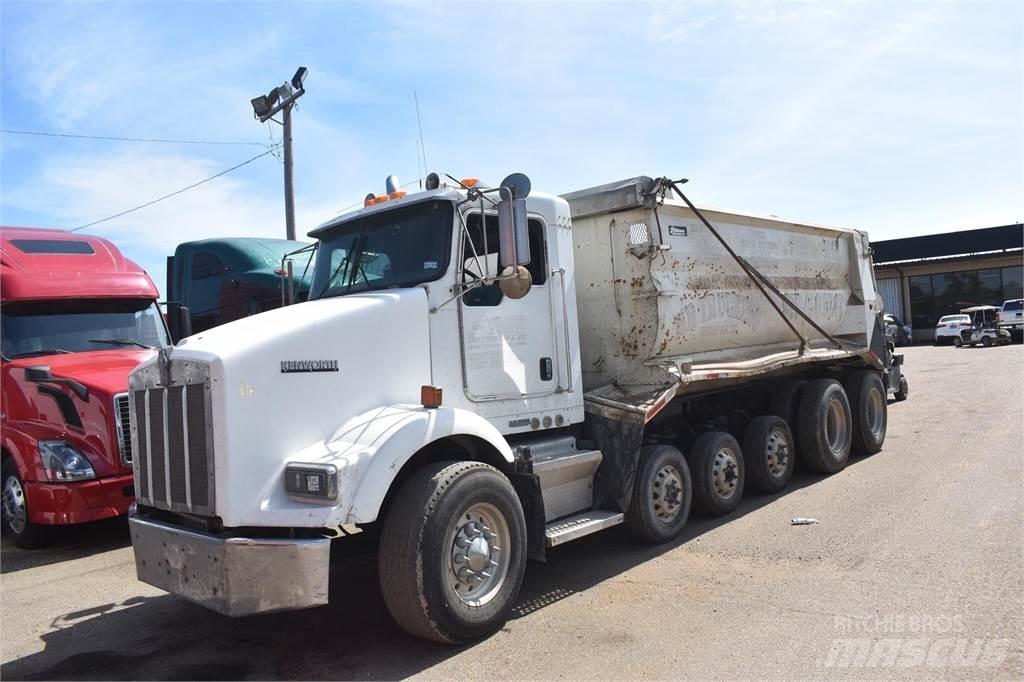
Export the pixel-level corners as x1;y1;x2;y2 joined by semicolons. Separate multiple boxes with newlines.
826;397;849;454
651;464;685;522
866;387;884;438
2;475;27;534
765;428;790;477
712;448;740;499
448;502;510;607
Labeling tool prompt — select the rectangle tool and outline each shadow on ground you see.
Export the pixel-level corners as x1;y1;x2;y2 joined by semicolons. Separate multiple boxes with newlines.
0;454;877;681
1;517;131;574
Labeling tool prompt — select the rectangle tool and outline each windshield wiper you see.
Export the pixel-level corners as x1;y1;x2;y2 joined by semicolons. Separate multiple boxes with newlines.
314;237;357;299
87;338;152;349
10;348;74;358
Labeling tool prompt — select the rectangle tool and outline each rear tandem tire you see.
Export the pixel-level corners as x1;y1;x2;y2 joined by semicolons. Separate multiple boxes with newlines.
796;379;853;474
378;461;527;643
844;371;887;455
690;432;745;516
768;379;807;428
743;416;795;494
625;444;692;543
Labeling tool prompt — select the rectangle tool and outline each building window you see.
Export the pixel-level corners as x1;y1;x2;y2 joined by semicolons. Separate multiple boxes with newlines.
908;275;933;330
1002;265;1023;300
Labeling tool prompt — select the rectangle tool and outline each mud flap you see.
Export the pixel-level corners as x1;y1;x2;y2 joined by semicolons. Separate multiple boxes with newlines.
583;413;644;513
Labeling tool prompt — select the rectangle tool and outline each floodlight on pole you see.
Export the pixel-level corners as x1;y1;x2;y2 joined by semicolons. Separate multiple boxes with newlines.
250;67;307;240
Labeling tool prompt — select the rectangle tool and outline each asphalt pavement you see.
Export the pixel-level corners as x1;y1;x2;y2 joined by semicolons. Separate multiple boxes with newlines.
2;344;1022;680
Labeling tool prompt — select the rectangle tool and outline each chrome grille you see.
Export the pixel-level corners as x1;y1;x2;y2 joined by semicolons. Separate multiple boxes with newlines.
114;393;132;465
129;367;214;515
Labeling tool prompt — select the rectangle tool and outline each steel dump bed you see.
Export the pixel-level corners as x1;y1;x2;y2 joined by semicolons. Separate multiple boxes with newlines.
563;177;883;421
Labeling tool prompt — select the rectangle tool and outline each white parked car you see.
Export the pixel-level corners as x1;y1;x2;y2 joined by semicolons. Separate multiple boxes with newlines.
935;314;972;344
999;298;1023;339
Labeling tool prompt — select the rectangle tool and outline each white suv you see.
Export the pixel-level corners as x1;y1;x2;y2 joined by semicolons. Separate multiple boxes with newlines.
999;299;1023;339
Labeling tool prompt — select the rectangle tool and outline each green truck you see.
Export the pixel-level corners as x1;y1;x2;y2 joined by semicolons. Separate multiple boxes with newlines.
165;238;313;339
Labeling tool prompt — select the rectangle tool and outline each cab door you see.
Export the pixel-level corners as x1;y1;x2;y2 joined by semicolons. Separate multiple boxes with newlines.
459;213;557;400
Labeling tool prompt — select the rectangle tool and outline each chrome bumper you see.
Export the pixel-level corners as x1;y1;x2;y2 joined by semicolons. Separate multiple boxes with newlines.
129;513;330;616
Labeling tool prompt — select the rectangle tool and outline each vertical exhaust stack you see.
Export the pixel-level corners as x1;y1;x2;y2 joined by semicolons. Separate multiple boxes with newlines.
385;175;400;195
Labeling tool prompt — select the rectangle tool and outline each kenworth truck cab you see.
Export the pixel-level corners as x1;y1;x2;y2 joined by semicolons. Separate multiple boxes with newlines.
1;227;168;547
129;173;900;642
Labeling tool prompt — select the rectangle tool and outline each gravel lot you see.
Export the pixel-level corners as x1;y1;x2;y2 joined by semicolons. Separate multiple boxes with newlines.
2;344;1022;680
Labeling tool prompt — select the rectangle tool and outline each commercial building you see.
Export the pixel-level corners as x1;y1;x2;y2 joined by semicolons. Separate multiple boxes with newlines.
873;224;1023;343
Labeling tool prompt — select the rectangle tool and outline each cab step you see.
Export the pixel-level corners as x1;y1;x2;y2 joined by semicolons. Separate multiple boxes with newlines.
544;510;624;547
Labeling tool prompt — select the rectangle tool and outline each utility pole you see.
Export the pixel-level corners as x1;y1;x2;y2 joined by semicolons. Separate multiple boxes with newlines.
250;67;307;241
281;104;296;240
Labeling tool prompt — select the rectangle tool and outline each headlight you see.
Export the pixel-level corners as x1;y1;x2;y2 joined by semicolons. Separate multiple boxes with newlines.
285;463;338;503
38;441;96;482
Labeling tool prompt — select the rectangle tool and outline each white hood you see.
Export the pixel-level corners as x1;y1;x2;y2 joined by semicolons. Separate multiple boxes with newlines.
167;288;432;526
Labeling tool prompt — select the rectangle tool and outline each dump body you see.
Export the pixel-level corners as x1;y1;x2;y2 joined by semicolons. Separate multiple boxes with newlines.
564;178;881;403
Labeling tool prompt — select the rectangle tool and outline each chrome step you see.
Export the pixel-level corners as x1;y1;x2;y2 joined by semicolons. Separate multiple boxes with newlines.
545;510;624;547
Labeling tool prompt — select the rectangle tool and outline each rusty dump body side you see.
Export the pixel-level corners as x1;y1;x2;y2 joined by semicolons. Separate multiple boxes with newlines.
563;177;882;422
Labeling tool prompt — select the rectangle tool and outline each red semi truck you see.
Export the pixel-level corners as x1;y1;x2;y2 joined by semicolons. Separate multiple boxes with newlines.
1;227;169;547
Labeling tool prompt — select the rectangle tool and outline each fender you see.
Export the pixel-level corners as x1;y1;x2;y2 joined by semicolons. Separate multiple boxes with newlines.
298;404;514;526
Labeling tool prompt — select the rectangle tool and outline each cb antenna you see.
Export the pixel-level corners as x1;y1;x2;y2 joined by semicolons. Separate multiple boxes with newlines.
414;91;428;187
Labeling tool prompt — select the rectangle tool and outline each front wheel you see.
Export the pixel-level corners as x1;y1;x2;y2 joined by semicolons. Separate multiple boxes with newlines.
954;336;963;347
2;459;46;549
378;461;527;643
625;444;692;543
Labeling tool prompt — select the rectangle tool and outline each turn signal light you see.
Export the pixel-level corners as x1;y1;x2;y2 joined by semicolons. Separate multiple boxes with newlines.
421;385;443;408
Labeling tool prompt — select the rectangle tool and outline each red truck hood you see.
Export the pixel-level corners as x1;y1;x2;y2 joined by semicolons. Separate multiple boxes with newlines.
3;349;156;479
6;349;155;394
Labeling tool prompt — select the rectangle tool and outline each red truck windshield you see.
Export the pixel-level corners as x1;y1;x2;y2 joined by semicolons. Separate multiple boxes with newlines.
1;299;169;359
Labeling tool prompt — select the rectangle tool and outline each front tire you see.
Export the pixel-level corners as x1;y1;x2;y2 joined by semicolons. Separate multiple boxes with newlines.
378;461;527;643
954;336;963;347
690;432;745;516
2;459;46;549
844;371;887;455
625;445;692;543
797;379;852;474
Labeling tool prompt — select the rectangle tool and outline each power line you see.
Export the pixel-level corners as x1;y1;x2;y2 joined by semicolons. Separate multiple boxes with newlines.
69;147;280;232
2;128;270;147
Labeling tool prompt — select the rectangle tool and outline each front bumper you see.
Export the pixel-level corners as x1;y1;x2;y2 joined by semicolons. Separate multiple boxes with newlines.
26;473;135;525
129;513;331;616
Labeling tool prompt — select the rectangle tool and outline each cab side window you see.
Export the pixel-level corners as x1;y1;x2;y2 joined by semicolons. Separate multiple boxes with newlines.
461;214;547;307
191;252;225;280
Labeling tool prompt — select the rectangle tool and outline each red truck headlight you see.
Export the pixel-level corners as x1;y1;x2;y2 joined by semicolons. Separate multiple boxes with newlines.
38;441;96;482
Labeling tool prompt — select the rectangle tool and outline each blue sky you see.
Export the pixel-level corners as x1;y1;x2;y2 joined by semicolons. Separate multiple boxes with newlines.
1;1;1021;297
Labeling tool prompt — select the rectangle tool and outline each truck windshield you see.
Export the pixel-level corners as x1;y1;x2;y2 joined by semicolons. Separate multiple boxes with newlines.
1;299;169;359
309;200;453;300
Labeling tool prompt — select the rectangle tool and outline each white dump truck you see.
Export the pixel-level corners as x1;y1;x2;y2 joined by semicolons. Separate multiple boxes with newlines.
127;173;907;642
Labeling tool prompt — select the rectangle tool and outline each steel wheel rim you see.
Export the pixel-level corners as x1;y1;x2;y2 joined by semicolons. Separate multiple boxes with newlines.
826;398;848;454
866;387;884;438
651;464;685;522
712;448;740;499
765;429;790;477
448;502;510;607
2;475;27;534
